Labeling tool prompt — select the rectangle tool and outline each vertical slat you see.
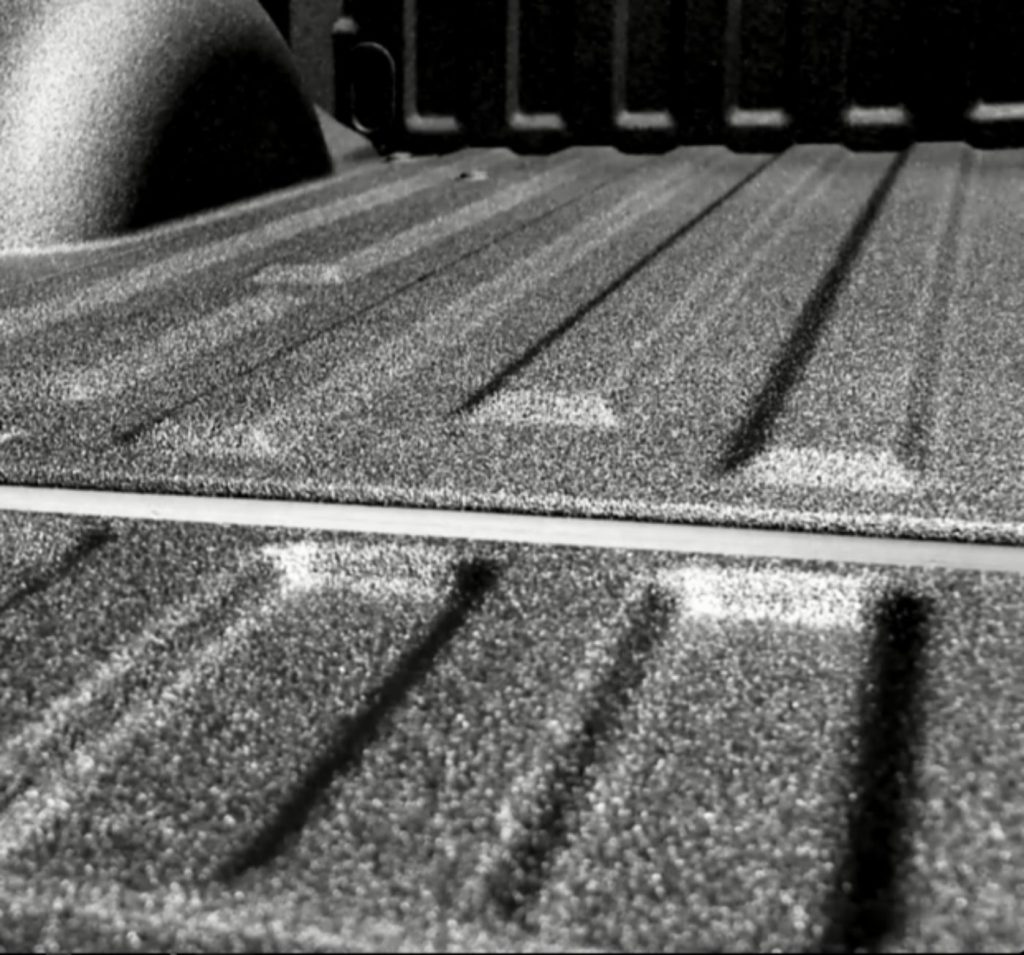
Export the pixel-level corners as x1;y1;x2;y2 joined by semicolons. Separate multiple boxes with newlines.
613;0;678;149
840;0;912;148
400;0;462;145
724;0;796;151
624;0;673;112
508;0;572;149
412;0;458;118
340;0;1014;150
966;0;1024;146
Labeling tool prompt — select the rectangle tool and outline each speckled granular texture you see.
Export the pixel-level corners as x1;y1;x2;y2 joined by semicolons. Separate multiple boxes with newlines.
1;511;1023;951
0;0;331;249
1;142;1024;541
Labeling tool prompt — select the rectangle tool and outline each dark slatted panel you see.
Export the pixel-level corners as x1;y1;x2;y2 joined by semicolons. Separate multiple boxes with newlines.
270;0;1024;150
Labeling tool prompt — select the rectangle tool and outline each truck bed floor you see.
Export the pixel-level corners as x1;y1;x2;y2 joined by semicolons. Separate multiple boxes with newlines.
1;143;1023;951
2;142;1021;541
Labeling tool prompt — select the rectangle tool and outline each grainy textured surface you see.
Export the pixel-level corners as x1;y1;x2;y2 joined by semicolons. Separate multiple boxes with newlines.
0;511;1021;951
0;0;329;249
2;141;1024;952
1;142;1022;540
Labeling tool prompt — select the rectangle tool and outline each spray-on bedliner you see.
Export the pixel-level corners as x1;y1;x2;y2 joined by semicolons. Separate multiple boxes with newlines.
2;142;1023;542
0;510;1021;952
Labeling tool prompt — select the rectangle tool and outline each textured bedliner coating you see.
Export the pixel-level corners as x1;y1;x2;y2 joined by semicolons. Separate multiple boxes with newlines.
0;512;1022;951
1;143;1023;542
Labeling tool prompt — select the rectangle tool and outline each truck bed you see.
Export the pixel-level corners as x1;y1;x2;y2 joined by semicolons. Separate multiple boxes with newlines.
3;142;1023;539
2;143;1023;950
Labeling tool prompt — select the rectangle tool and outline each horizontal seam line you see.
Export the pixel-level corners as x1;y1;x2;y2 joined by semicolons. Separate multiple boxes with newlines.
0;487;1021;573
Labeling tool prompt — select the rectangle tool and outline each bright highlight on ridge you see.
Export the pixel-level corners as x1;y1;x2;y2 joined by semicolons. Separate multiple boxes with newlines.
660;565;869;628
470;389;619;429
262;540;450;598
742;447;916;492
